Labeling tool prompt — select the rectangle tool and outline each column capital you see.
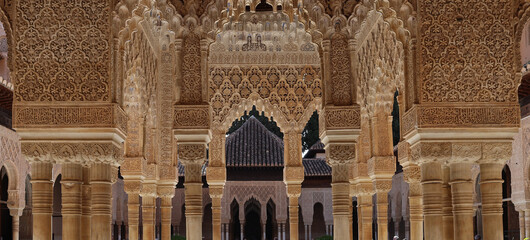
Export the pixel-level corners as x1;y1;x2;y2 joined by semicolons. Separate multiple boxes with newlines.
157;184;176;199
284;166;304;185
286;184;302;198
326;143;356;165
206;166;226;185
178;144;207;165
140;182;158;198
21;141;123;166
123;178;143;194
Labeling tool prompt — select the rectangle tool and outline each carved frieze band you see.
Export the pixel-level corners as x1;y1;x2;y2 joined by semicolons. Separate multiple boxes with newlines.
408;141;512;165
173;105;210;129
402;105;520;135
21;142;122;165
320;105;360;134
13;104;127;134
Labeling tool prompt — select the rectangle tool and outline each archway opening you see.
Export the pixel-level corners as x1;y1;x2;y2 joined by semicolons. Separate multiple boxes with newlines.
230;199;240;240
52;174;62;240
203;203;213;240
312;202;326;239
502;165;519;239
266;199;276;240
244;198;261;240
0;166;11;240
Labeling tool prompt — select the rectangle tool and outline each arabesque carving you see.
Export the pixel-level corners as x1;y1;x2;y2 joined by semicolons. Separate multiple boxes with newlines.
14;0;111;102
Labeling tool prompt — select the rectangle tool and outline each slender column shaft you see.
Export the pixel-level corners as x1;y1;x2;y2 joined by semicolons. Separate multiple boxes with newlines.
90;163;113;240
308;225;311;240
421;161;443;240
278;223;281;240
209;186;224;240
408;184;423;240
358;194;372;240
519;211;526;239
479;163;504;240
12;215;19;240
142;195;156;240
375;192;389;240
82;167;92;239
449;162;474;240
126;189;140;240
304;225;308;240
288;195;300;240
185;180;203;240
240;222;244;240
525;209;530;237
161;196;173;240
225;224;229;240
282;223;286;240
61;163;83;240
331;177;351;239
31;162;53;240
442;166;454;240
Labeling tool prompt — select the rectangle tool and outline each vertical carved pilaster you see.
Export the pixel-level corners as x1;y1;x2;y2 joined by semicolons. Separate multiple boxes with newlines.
206;132;227;240
441;166;454;240
283;131;304;240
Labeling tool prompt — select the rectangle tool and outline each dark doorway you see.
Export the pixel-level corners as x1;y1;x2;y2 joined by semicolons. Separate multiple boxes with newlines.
0;167;12;240
244;198;262;240
502;165;519;239
313;202;326;239
230;199;240;240
203;203;213;240
266;199;276;240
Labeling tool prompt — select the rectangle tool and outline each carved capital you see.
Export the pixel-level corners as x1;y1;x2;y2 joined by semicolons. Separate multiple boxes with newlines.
178;144;207;164
367;156;395;177
412;142;452;164
320;106;360;135
286;184;302;198
481;142;512;164
284;166;304;184
326;144;356;165
206;166;226;184
174;105;210;129
402;164;421;184
140;182;157;198
451;143;481;163
123;180;142;194
157;185;176;199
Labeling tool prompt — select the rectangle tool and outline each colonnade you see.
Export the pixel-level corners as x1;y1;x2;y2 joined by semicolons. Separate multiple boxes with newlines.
30;162;115;240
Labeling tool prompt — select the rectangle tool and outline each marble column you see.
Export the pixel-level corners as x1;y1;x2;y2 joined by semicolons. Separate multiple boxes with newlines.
327;154;352;239
82;166;92;239
240;222;244;240
441;166;454;240
278;223;282;240
31;162;53;240
160;194;173;240
357;193;373;240
449;162;474;240
61;163;83;240
479;162;504;240
141;183;156;240
304;225;308;240
8;207;22;240
287;184;302;240
12;214;20;240
90;162;113;240
519;210;526;239
525;209;530;237
225;224;229;240
420;161;443;240
179;143;207;240
124;180;142;240
207;132;227;240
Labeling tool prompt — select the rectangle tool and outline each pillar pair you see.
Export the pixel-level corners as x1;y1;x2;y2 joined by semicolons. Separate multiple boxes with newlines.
417;142;510;240
31;162;114;240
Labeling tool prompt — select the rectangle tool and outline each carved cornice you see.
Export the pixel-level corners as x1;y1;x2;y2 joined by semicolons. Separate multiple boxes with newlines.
13;104;128;135
402;105;520;136
173;105;210;129
21;141;123;166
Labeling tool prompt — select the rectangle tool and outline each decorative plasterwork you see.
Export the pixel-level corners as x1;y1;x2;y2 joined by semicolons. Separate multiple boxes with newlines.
21;141;123;166
409;141;513;165
13;104;127;133
319;105;360;135
14;0;111;102
174;105;210;129
401;105;521;136
418;0;518;103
